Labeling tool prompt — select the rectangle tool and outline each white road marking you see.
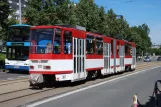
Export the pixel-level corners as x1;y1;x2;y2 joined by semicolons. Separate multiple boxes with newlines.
7;78;15;80
18;76;29;78
26;66;161;107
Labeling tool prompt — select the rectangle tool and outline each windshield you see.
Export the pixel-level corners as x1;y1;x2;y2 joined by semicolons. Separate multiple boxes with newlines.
6;46;29;61
30;28;54;54
9;27;30;41
145;56;150;59
125;43;132;56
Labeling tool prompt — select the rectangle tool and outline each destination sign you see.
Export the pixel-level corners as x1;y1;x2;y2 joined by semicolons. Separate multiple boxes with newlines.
11;43;24;46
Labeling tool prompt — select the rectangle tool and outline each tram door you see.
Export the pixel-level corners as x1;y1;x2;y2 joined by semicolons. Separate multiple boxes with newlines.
73;38;86;81
119;45;125;71
103;43;110;74
132;47;136;69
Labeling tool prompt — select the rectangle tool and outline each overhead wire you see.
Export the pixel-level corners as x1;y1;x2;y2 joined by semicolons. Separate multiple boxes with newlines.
104;0;138;8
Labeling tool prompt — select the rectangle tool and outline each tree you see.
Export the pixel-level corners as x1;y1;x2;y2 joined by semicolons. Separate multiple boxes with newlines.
130;24;152;56
0;0;10;29
23;0;152;55
105;9;122;38
96;6;107;34
75;0;100;32
24;0;50;25
0;0;17;40
24;0;77;25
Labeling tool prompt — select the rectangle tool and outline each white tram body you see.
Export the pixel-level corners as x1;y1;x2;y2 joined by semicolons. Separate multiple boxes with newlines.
29;25;136;85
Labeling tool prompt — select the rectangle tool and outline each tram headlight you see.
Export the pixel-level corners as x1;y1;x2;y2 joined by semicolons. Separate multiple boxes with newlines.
43;66;51;70
5;62;9;64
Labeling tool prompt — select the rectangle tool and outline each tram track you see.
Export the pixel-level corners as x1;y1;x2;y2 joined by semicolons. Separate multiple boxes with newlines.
0;62;154;85
0;63;161;106
136;64;157;70
0;64;155;96
0;62;158;93
0;88;29;96
0;78;28;86
0;87;55;103
0;62;160;107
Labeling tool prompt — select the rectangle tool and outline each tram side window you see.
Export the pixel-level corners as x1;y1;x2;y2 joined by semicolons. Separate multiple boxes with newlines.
53;28;61;54
117;41;119;55
95;37;103;55
64;30;72;54
86;35;95;54
111;40;113;55
125;44;131;55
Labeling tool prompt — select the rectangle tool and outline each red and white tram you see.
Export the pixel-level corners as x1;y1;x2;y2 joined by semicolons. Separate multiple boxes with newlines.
29;25;136;86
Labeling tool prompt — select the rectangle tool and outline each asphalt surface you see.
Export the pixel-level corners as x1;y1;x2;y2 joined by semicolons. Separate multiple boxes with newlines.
0;71;28;80
33;67;161;107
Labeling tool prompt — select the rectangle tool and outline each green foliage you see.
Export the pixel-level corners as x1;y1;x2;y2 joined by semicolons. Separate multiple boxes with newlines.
130;24;152;56
75;0;100;32
0;0;10;41
23;0;152;56
149;48;161;55
24;0;75;25
0;17;17;41
0;0;17;41
0;53;6;61
0;0;10;29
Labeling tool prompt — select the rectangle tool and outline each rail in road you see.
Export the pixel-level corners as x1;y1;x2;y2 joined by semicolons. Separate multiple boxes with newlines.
0;61;154;84
27;65;161;107
0;62;160;107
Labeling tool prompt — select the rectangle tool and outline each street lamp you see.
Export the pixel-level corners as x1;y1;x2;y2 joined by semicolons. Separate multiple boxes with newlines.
113;14;123;73
115;15;123;19
19;0;22;24
115;15;123;39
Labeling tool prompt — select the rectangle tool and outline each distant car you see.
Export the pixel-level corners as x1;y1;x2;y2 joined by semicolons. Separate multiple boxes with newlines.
144;56;151;62
157;56;161;61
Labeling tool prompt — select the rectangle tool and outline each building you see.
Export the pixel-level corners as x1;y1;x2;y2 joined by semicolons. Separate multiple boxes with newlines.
151;44;161;49
8;0;28;20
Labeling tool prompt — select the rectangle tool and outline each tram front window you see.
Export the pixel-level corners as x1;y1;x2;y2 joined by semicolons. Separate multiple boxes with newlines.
30;28;54;54
6;47;29;61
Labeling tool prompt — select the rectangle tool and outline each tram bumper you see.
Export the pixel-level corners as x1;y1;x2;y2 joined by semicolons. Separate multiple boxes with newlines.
29;74;44;85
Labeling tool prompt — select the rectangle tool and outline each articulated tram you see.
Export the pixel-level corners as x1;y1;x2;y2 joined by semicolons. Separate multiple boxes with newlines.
28;25;136;86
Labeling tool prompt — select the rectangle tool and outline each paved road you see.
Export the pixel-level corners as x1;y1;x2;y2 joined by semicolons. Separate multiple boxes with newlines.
31;67;161;107
0;71;28;81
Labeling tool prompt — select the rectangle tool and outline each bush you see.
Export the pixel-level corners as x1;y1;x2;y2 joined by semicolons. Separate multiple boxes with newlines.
0;53;6;61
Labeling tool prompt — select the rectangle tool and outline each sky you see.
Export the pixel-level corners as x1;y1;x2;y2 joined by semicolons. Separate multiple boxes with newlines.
73;0;161;45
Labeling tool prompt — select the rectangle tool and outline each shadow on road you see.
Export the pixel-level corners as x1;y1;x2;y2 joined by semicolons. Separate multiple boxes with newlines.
136;80;161;107
7;70;29;75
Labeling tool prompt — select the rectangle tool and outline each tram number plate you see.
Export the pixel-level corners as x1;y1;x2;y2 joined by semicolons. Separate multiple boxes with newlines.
14;66;19;68
38;65;42;68
62;75;66;79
